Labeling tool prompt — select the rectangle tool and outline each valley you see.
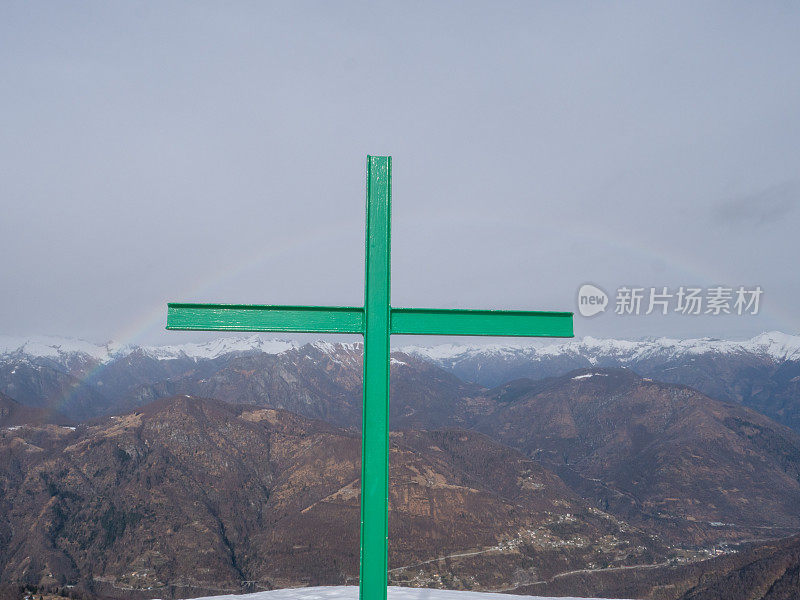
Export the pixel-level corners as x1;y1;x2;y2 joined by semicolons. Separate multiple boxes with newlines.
1;334;800;599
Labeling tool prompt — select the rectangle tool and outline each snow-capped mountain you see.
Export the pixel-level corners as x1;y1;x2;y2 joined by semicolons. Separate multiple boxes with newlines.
140;336;300;361
1;331;799;430
403;332;800;433
2;331;799;368
0;334;122;362
0;334;302;364
403;331;800;373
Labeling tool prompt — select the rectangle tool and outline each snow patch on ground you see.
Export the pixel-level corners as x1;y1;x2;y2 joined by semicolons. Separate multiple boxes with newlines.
186;586;628;600
572;373;609;380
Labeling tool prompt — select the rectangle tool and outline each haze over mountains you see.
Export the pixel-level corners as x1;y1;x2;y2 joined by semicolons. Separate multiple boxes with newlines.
2;332;800;431
1;332;800;599
407;332;800;432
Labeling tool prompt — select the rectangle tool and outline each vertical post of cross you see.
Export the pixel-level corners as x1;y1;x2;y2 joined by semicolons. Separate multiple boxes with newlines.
360;155;391;600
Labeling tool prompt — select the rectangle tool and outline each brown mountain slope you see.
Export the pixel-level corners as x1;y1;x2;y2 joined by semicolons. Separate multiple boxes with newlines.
678;535;800;600
0;395;665;599
108;345;487;430
475;369;800;545
512;534;800;600
410;339;800;434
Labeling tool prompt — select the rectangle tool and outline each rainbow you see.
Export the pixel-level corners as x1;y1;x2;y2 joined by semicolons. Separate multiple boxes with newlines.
54;210;794;415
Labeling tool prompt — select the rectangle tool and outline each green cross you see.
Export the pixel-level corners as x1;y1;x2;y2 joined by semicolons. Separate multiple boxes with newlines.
166;156;573;600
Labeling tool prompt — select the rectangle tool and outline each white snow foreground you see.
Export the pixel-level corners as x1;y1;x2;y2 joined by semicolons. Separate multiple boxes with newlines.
186;586;629;600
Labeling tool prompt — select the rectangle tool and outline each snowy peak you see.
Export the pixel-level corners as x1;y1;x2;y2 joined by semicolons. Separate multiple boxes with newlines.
1;331;799;367
746;331;800;360
402;331;800;364
138;336;299;361
0;335;354;364
0;335;119;362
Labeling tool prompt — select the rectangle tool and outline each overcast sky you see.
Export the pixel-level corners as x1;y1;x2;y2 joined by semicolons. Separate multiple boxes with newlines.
1;2;798;347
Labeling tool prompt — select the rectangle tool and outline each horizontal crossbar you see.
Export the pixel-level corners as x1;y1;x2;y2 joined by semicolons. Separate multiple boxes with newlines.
167;303;573;338
166;303;364;333
390;307;573;337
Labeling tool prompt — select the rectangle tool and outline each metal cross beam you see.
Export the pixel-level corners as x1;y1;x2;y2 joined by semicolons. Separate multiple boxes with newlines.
166;156;573;600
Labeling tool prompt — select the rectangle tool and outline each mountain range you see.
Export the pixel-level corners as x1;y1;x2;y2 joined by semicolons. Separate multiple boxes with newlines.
1;332;800;599
3;331;800;430
406;331;800;433
0;396;665;598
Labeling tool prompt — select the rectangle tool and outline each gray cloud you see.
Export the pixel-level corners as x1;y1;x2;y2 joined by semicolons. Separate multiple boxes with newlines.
714;182;799;228
0;2;798;344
